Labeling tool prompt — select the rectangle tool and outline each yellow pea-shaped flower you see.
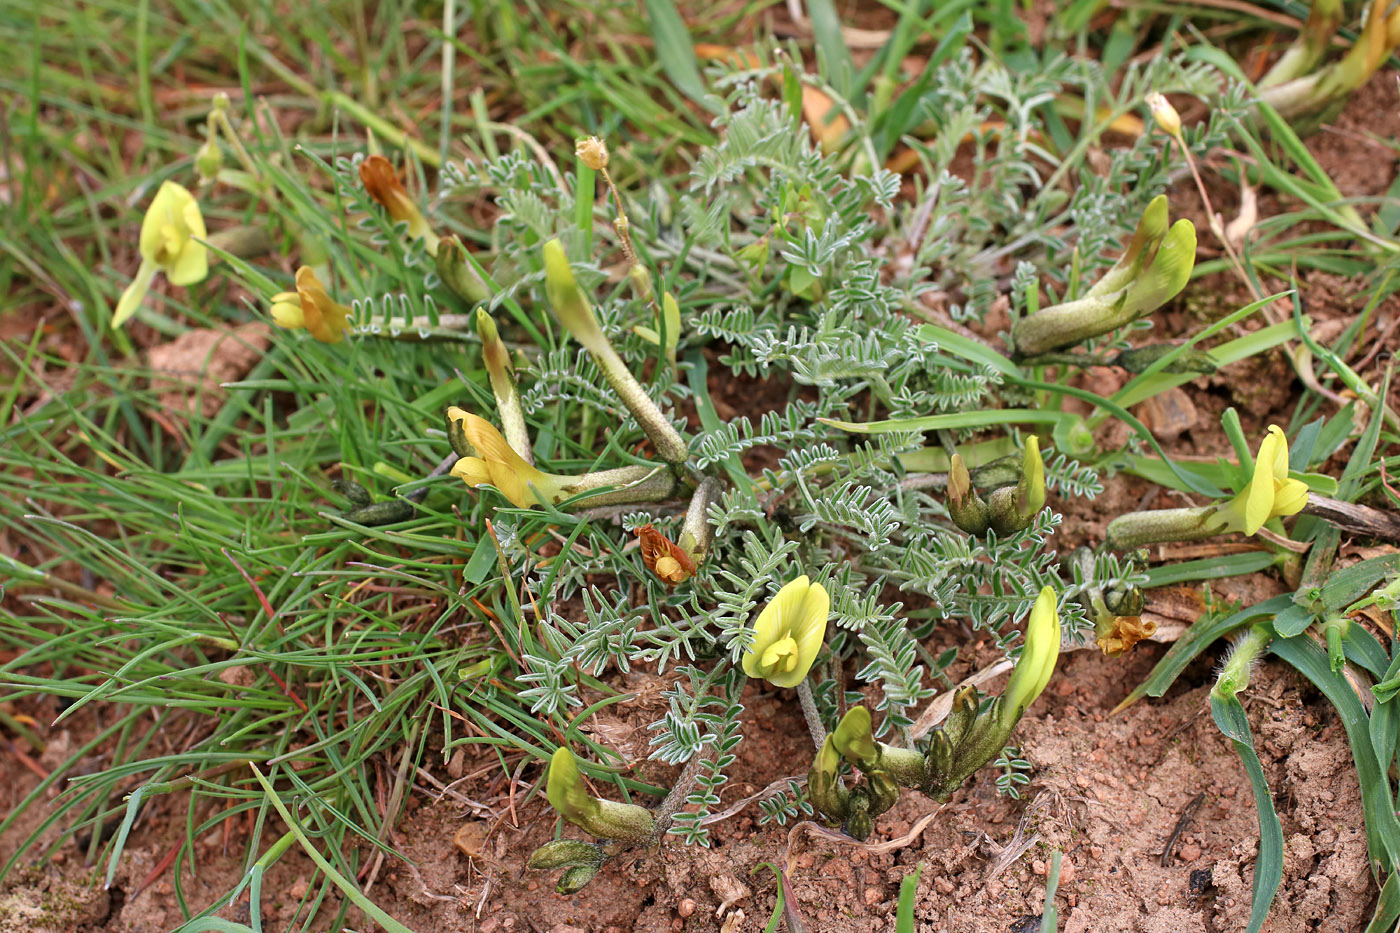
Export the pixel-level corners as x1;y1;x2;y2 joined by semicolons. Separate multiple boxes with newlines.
112;181;209;328
741;575;829;689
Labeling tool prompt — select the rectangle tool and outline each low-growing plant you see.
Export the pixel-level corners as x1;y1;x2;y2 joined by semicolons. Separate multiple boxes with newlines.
5;3;1400;927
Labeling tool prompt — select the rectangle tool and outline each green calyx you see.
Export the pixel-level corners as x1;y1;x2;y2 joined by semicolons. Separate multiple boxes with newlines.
545;747;656;844
950;438;1048;538
436;235;491;305
1010;196;1197;357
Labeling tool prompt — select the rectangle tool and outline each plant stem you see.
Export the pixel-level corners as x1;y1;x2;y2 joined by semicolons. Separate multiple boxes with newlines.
796;680;827;750
652;744;714;840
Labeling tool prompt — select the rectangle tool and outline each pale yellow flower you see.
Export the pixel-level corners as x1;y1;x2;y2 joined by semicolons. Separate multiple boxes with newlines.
1145;91;1182;137
741;575;829;688
447;408;565;509
1222;425;1309;536
1000;587;1060;723
112;181;209;328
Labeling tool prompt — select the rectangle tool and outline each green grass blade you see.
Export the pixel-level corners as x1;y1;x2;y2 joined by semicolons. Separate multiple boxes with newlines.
805;0;856;101
1363;870;1400;933
1270;633;1400;876
642;0;707;105
896;862;923;933
250;764;419;933
1210;690;1283;933
1038;850;1061;933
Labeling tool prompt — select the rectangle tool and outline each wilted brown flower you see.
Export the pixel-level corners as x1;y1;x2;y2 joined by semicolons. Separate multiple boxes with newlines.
636;524;694;585
1095;615;1158;656
575;136;609;171
358;155;437;253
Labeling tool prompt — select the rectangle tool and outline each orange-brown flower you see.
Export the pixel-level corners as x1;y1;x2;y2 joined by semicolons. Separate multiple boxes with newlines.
358;155;438;254
269;266;351;343
1095;615;1158;656
636;524;695;585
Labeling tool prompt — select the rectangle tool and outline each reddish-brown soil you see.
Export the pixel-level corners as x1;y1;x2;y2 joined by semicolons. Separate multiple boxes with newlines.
0;601;1374;933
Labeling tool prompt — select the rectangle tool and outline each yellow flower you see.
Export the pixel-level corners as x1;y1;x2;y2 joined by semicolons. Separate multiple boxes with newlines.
543;238;606;353
1000;587;1060;724
268;267;351;343
112;181;209;328
1224;425;1309;536
359;155;439;256
546;747;594;825
831;705;878;768
741;575;829;688
447;407;565;509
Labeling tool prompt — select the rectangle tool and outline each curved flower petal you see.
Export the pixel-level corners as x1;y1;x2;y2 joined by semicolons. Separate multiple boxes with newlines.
1261;425;1289;480
294;266;350;343
1242;448;1276;536
450;457;492;487
1272;477;1310;518
742;575;828;688
269;293;305;329
1002;586;1060;720
546;747;596;825
166;236;209;286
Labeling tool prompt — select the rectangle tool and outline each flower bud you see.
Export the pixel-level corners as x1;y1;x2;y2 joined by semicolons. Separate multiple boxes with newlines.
543;238;606;353
808;735;850;823
195;141;223;181
1112;343;1217;375
1145;92;1181;137
865;769;900;817
436;235;490;305
946;454;990;535
575;136;609;172
556;862;603;895
987;436;1048;535
628;263;654;304
1015;436;1046;520
526;839;605;871
844;799;873;842
475;308;531;463
661;291;681;364
831;706;879;770
544;747;655;844
998;587;1061;729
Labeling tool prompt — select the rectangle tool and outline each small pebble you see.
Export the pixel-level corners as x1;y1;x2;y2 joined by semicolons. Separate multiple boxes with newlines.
678;899;696;918
1178;843;1202;862
446;748;465;780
